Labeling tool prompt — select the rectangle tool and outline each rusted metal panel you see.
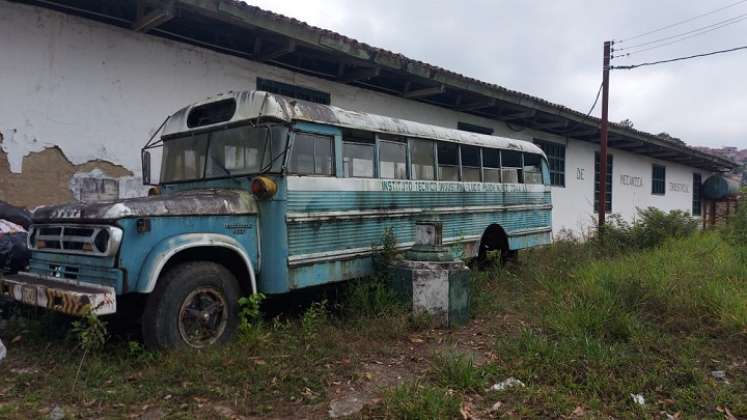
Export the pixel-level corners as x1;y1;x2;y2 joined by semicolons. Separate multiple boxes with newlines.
33;189;258;221
0;272;116;315
160;91;547;158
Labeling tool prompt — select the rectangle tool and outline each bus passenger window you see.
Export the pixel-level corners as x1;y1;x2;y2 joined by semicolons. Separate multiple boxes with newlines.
437;142;459;181
409;139;435;180
379;140;407;179
461;145;481;182
288;132;334;176
523;153;543;184
343;142;374;178
501;150;523;184
482;148;501;183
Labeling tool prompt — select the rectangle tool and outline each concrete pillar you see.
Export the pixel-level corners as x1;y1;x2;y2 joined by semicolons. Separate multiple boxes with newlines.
392;217;471;327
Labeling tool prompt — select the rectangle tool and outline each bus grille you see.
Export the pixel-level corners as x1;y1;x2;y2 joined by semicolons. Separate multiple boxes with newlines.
29;225;122;257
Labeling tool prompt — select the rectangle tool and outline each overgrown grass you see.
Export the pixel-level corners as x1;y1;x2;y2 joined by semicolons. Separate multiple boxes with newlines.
380;382;461;420
479;229;747;417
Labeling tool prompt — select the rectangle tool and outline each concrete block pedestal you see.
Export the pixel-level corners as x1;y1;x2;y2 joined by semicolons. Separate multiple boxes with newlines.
390;217;472;327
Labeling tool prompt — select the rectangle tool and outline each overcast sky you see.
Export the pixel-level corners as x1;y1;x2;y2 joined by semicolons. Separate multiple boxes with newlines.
246;0;746;148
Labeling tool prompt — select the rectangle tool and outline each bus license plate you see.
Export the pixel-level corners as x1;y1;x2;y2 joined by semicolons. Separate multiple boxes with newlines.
22;286;37;305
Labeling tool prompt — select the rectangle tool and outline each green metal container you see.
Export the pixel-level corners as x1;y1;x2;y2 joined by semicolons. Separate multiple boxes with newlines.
702;175;740;200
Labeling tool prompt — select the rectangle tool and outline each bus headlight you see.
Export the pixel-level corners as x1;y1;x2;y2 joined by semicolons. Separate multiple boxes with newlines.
251;176;277;199
94;229;110;254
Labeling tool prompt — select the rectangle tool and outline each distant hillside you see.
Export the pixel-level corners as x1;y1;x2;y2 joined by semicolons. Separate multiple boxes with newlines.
694;146;747;164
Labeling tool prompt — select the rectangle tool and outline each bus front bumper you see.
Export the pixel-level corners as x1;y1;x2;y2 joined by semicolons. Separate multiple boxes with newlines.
0;272;116;316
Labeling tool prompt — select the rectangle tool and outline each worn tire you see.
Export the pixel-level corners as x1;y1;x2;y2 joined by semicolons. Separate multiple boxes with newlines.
142;261;240;350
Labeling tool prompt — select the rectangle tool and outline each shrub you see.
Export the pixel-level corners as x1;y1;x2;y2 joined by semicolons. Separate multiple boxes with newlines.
238;293;267;345
726;202;747;245
596;208;697;253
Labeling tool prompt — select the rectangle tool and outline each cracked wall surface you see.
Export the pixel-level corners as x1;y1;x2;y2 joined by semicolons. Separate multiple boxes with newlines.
0;146;137;208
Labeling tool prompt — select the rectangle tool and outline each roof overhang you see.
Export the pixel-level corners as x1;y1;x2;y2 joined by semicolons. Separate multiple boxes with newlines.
16;0;739;172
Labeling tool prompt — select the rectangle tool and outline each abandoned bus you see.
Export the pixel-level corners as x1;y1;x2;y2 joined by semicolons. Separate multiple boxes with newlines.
1;91;552;348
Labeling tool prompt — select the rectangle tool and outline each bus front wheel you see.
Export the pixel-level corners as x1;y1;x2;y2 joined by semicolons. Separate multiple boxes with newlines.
142;261;241;349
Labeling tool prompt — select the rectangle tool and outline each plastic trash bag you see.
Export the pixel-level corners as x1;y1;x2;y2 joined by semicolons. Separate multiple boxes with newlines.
0;201;31;230
0;221;30;273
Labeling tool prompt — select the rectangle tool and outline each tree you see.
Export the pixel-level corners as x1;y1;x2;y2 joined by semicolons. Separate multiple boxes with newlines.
619;118;634;129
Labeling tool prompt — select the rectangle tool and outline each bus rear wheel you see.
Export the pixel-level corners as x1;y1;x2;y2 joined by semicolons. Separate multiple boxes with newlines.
142;261;241;349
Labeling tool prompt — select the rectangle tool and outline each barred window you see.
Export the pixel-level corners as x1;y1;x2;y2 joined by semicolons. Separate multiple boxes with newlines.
534;140;565;187
652;164;666;195
692;173;702;216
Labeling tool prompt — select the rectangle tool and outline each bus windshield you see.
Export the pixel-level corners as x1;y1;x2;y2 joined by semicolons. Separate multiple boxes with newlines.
160;124;288;183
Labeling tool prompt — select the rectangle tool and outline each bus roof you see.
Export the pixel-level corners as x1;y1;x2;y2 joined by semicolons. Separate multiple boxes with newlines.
162;90;546;156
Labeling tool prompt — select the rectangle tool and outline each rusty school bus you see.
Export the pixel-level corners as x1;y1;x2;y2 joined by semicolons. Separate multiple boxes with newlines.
0;91;552;348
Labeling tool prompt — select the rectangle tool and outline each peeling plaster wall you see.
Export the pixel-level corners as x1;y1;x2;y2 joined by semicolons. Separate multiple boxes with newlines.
0;1;710;237
0;146;134;208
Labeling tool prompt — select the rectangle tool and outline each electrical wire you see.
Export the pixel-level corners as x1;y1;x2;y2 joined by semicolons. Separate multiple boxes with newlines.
614;14;747;58
616;12;747;52
611;44;747;70
586;82;603;116
618;0;747;43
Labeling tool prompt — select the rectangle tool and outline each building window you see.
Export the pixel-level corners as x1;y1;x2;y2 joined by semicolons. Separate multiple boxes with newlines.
288;133;334;175
257;78;331;105
652;164;666;195
594;152;613;213
692;173;702;216
534;139;565;187
457;122;494;135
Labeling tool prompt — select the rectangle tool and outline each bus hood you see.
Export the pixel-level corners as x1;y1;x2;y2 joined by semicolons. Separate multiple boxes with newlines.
32;189;258;221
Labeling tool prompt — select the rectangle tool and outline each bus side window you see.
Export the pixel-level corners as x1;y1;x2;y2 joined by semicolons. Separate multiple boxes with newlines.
343;129;375;178
378;138;407;179
501;150;523;184
288;132;334;176
343;142;374;178
461;145;481;182
437;142;459;181
523;153;543;184
482;148;501;183
409;139;436;180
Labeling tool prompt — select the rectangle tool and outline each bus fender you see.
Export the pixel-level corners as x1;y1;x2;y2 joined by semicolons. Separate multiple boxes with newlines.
136;233;257;295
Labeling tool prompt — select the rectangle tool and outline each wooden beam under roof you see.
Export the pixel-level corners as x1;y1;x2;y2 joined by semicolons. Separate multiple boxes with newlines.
339;66;380;83
133;0;175;32
458;98;496;112
403;84;445;99
256;39;296;61
499;110;536;121
532;120;568;130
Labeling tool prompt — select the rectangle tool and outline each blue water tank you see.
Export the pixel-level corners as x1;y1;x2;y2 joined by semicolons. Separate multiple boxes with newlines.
702;175;740;200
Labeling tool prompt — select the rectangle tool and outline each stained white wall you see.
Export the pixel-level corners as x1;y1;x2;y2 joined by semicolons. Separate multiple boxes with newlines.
0;1;710;236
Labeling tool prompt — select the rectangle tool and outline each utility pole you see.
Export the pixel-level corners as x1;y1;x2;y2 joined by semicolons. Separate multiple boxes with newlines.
598;40;612;228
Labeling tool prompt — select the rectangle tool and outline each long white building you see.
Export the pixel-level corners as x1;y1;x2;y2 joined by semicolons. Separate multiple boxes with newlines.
0;0;736;236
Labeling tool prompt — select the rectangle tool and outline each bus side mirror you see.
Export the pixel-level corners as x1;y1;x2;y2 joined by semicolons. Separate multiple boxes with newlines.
142;150;152;185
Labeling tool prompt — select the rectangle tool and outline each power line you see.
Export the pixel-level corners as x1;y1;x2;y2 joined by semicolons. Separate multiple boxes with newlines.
611;44;747;70
618;0;747;43
614;14;747;58
586;82;603;116
616;12;747;52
